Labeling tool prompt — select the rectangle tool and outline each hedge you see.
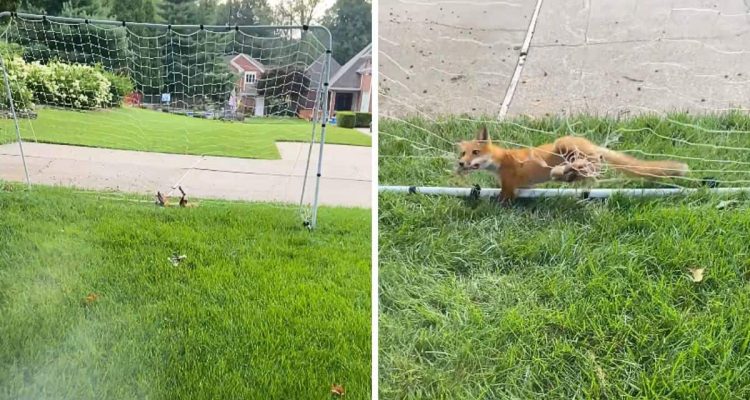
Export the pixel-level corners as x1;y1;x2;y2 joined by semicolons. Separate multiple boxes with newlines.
100;69;135;107
354;112;371;128
337;111;356;128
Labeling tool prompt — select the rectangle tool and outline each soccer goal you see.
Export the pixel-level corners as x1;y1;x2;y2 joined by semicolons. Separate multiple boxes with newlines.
0;12;333;229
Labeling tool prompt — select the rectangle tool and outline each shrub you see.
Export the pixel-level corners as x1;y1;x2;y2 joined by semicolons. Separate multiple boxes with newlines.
26;60;112;109
0;55;34;112
100;69;134;107
354;112;371;128
0;42;23;58
337;111;356;128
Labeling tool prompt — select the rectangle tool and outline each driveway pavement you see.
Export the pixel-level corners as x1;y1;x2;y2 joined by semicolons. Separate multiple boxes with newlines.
0;141;372;208
379;0;750;117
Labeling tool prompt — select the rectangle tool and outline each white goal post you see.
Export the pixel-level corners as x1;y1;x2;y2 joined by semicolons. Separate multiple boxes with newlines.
379;185;750;199
0;12;333;229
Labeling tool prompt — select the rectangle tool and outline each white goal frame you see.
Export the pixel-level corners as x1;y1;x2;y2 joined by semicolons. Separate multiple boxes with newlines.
0;12;333;229
379;185;750;199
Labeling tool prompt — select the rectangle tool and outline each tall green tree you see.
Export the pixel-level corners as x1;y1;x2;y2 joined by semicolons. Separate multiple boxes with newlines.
215;0;272;26
17;0;68;14
321;0;370;64
274;0;321;26
108;0;157;22
60;0;109;18
158;0;198;24
0;0;19;12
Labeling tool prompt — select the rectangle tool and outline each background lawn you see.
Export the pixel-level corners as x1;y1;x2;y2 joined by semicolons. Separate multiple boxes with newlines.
0;184;371;399
0;107;371;159
379;114;750;399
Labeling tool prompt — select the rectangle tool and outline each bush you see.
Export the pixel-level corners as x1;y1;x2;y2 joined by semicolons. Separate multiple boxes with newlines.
337;111;356;128
26;60;112;109
0;56;34;112
354;112;371;128
0;42;23;58
100;69;134;107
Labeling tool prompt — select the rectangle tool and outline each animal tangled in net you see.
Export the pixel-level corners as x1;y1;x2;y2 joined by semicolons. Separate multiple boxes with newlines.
549;147;606;183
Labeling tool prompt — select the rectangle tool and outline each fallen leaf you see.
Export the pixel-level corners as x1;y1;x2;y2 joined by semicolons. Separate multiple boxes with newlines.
82;292;99;306
331;384;345;396
716;200;739;210
169;253;187;266
689;268;705;283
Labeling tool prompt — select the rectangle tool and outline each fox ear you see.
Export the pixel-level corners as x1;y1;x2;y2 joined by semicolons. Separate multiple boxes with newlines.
476;126;490;142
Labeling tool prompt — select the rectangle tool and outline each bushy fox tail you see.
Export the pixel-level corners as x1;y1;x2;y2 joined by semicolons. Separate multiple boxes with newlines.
601;149;689;179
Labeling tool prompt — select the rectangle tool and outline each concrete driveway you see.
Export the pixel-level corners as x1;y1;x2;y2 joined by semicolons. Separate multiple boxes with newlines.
0;141;372;208
379;0;750;118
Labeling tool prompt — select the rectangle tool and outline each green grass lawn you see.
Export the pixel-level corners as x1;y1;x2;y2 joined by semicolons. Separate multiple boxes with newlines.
0;184;371;399
0;107;371;159
379;113;750;399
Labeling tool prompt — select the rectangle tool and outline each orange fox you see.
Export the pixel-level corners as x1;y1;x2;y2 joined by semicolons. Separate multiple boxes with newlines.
457;126;689;201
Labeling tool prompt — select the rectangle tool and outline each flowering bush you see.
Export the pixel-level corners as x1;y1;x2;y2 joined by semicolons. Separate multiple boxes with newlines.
26;61;112;109
0;56;34;112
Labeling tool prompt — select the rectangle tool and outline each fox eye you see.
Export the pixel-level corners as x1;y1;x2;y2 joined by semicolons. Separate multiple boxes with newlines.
472;150;480;155
460;151;465;157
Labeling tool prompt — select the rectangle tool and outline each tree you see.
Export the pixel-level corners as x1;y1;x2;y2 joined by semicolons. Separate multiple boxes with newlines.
215;0;272;26
158;0;198;24
274;0;321;26
321;0;370;64
60;0;109;18
0;0;19;12
107;0;157;22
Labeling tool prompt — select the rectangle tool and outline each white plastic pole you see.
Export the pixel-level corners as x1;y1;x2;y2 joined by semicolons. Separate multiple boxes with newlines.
309;27;333;230
379;185;750;198
299;57;325;211
0;53;30;186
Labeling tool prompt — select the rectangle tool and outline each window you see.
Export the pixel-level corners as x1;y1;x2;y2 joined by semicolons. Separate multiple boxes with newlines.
244;72;257;84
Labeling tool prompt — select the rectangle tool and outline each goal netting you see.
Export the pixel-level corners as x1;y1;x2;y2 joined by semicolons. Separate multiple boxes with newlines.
378;3;750;200
0;12;332;228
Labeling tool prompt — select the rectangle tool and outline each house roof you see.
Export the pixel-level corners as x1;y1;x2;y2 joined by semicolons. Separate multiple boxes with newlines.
306;53;342;89
225;54;266;73
329;43;372;90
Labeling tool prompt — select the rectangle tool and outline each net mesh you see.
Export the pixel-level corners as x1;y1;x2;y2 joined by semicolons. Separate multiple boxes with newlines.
0;14;330;225
378;1;750;194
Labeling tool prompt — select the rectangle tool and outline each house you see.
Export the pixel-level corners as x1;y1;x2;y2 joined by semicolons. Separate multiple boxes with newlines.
299;54;342;120
226;53;266;117
328;43;372;115
298;44;373;120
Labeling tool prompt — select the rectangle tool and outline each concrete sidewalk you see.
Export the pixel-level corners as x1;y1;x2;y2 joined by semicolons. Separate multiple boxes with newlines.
379;0;750;118
0;142;372;208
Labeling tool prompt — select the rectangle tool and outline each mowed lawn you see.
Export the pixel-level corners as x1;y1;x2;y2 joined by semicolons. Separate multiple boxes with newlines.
379;114;750;399
0;107;371;159
0;184;371;399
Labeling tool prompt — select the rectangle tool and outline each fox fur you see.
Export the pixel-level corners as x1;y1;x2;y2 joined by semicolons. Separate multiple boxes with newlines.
456;126;689;201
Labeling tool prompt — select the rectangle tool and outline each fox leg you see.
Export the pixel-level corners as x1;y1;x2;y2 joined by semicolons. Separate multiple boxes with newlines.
498;173;517;203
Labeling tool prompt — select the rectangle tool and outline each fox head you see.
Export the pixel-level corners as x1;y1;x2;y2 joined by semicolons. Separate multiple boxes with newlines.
456;126;498;172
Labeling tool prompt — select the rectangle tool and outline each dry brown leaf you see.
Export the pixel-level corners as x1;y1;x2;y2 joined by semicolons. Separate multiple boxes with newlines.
331;384;345;397
689;268;705;283
82;292;99;306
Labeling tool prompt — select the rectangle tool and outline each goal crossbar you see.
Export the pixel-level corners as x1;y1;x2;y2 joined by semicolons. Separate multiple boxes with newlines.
0;12;332;33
